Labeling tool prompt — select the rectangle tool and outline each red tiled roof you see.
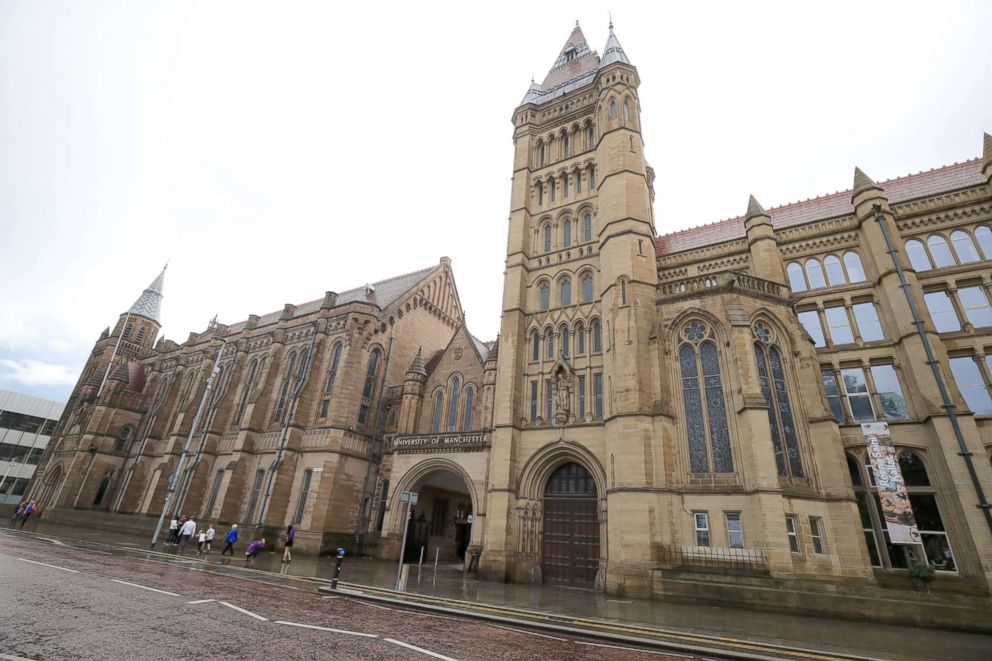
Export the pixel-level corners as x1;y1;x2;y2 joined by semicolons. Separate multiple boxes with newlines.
655;159;985;257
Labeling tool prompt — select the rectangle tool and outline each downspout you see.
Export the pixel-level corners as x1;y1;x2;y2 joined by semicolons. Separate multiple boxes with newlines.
873;204;992;533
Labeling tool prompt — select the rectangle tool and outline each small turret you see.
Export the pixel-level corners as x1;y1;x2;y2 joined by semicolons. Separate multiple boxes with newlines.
983;132;992;184
744;195;786;285
397;348;428;434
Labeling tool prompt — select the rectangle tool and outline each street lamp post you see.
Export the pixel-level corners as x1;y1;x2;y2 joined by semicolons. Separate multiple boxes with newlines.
149;339;228;549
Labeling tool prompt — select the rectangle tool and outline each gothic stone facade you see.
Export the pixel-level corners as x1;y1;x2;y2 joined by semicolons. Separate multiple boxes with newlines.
29;24;992;611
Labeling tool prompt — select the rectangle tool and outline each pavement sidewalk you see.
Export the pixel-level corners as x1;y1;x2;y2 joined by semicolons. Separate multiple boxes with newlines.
12;518;992;661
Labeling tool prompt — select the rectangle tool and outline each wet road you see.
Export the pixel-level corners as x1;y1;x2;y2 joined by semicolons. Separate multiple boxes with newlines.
0;532;701;661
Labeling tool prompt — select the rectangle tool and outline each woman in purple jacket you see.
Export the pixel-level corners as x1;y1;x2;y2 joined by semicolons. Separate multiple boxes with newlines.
244;537;265;568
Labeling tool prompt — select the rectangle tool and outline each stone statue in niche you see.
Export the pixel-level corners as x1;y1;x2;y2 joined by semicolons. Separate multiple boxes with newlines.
554;367;571;424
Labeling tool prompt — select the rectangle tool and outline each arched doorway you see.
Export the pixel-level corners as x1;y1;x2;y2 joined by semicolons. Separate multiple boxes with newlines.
394;466;476;564
542;462;599;587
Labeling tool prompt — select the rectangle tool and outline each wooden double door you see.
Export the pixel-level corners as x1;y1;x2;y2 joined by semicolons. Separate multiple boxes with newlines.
541;463;600;587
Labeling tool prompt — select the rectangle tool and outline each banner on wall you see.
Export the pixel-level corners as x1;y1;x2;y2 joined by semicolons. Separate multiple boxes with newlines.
861;422;922;544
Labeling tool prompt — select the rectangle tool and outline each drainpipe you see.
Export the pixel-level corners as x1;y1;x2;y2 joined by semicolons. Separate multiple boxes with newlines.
873;204;992;533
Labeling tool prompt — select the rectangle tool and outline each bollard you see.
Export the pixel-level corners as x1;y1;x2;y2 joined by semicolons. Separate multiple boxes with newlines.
331;547;345;590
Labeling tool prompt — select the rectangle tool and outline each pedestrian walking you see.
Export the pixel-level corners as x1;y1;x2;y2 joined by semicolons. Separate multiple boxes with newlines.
204;524;215;555
19;501;37;529
166;517;179;544
196;529;207;555
281;525;295;564
244;537;265;568
177;516;196;553
8;502;25;527
220;524;239;562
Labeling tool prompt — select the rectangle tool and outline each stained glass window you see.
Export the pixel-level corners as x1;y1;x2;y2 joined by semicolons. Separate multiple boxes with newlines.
462;387;475;431
770;346;804;477
681;344;708;473
274;352;298;423
755;343;786;475
432;391;444;432
701;342;733;472
447;376;460;432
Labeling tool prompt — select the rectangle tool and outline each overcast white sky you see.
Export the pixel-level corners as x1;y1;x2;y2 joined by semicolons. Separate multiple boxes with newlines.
1;1;990;402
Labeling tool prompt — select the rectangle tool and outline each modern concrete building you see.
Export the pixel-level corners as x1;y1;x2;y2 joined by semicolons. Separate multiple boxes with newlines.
0;390;64;505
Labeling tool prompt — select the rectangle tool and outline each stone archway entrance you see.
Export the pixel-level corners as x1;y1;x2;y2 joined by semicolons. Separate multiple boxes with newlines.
399;467;475;564
542;462;599;587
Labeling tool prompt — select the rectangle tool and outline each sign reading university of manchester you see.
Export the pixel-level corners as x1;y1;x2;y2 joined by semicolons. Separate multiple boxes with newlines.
393;433;490;453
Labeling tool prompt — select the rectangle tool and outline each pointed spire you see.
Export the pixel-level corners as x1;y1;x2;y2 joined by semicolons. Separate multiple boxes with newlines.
128;265;166;323
600;20;630;67
983;132;992;169
853;167;881;195
745;195;768;220
407;347;427;376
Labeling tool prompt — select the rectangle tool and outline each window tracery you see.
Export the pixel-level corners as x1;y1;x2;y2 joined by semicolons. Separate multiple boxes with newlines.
752;321;803;478
678;321;733;473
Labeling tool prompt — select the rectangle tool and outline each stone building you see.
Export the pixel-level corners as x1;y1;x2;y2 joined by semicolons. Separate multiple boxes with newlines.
29;22;992;620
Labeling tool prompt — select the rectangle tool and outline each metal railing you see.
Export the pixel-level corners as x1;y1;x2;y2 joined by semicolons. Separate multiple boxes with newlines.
658;545;770;573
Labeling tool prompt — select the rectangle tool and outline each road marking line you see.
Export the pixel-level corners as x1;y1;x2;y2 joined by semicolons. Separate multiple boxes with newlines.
110;579;179;597
274;621;377;638
355;600;397;612
187;598;216;604
0;652;36;661
17;558;79;573
38;537;67;546
575;641;688;657
606;599;633;604
384;639;460;661
321;595;342;599
219;601;267;621
486;624;567;641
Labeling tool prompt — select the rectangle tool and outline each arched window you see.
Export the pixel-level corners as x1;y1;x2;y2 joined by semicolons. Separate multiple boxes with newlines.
927;235;955;267
805;258;826;289
538;142;545;168
205;469;224;518
678;321;733;473
581;273;594;302
592;320;602;352
623;98;631;123
273;352;298;423
123;321;133;340
619;278;628;305
563;132;570;158
583;212;592;241
905;239;932;271
560;326;570;357
787;263;807;292
537;181;544;205
575;169;582;193
586;124;594;149
431;391;444;433
539;282;550;311
588;165;596;189
462;387;475;431
293;468;313;525
576;322;586;354
609;98;618;118
531;329;540;362
824;255;846;286
563;218;572;247
320;342;343;418
543;224;552;252
549;176;556;202
447;376;460;432
545;328;554;359
178;369;198;411
245;468;265;522
560;278;572;306
899;451;930;487
234;359;258;426
563;174;569;198
843;251;866;282
357;348;381;425
975;226;992;260
135;326;146;344
753;322;803;478
950;230;979;263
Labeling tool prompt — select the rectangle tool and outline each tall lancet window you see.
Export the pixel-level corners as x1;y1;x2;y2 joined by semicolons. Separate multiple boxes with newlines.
752;321;804;478
678;321;733;473
273;351;298;423
447;376;460;432
431;391;444;433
